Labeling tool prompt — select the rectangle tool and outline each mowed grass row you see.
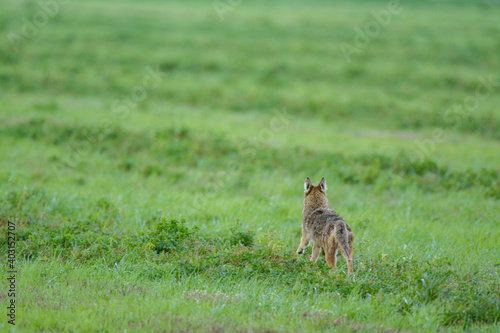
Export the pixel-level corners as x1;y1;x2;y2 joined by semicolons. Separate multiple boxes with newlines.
0;0;500;137
0;0;499;332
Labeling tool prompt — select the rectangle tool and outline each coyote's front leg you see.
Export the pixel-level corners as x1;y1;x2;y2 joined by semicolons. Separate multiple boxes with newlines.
296;229;310;255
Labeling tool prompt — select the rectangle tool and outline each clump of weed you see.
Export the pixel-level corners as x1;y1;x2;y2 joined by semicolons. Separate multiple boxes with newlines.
228;224;254;247
142;218;196;254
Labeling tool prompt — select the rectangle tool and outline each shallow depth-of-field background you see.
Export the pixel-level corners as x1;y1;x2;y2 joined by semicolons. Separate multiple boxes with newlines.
1;0;499;332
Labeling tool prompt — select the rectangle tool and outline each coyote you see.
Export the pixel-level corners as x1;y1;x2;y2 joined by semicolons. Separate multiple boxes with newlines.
296;177;354;275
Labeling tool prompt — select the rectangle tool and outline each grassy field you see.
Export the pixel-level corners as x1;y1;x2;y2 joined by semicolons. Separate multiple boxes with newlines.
1;0;499;331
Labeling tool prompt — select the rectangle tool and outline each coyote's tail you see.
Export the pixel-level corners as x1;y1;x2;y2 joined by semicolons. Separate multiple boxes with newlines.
335;221;351;262
324;221;351;268
325;221;353;275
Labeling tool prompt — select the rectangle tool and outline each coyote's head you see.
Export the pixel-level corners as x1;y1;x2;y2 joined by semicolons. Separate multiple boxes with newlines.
303;177;330;210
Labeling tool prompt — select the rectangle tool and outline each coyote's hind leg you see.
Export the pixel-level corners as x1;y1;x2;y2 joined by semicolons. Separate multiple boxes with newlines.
310;243;321;262
324;241;338;272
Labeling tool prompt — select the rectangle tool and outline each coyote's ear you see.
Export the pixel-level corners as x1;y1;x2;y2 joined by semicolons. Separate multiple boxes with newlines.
304;177;312;192
319;177;327;192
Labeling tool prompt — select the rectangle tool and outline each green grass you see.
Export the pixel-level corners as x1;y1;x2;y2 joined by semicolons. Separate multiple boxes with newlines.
0;0;499;332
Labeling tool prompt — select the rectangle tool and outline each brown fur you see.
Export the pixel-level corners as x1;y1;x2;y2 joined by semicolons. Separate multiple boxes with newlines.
296;177;354;275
